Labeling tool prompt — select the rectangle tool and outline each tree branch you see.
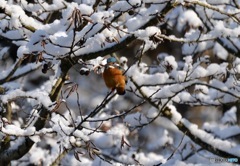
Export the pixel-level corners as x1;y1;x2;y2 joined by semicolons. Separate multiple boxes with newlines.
0;58;72;164
73;1;175;62
162;107;240;163
131;77;240;163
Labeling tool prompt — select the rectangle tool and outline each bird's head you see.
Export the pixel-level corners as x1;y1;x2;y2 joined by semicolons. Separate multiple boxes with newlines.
107;57;117;64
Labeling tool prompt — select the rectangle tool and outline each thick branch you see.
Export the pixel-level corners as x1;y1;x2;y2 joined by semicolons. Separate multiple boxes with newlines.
162;107;240;163
186;0;240;23
0;58;23;84
0;59;72;164
73;1;175;62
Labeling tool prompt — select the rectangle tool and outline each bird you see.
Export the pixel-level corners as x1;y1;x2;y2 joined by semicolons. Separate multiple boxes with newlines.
102;57;127;95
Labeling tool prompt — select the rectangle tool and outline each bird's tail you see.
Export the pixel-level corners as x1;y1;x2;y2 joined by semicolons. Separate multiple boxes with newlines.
116;86;125;95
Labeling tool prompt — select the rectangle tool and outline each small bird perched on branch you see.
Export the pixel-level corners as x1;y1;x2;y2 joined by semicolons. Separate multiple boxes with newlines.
103;57;127;95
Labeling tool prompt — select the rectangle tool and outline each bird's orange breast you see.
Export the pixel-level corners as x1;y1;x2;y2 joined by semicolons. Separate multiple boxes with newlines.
103;67;126;94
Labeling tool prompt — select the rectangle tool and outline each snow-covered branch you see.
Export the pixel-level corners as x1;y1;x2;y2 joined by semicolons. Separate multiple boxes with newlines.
162;107;240;162
1;0;240;165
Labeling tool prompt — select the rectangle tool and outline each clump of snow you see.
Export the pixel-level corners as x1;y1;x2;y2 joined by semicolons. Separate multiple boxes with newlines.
177;10;203;32
128;63;169;86
213;43;228;60
27;30;49;53
135;152;166;165
191;66;207;78
231;58;240;74
164;56;178;70
146;107;158;118
134;26;161;39
120;56;128;70
2;88;53;108
210;79;228;91
194;85;209;94
203;122;240;139
183;56;193;71
221;106;237;124
129;0;141;6
73;129;89;142
111;1;133;11
170;70;187;82
169;105;182;124
206;63;221;76
29;146;46;165
178;91;193;102
91;11;114;23
79;4;93;15
213;21;232;37
51;113;73;135
2;124;36;136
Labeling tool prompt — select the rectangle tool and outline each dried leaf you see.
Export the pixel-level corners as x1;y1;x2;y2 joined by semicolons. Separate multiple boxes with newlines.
74;151;81;162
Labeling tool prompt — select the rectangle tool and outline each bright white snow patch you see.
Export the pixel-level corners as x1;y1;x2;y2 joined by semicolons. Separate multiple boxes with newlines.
169;105;182;124
213;43;228;60
177;10;203;32
134;26;161;39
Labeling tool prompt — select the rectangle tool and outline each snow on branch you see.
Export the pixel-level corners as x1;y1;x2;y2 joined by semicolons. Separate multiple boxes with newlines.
130;76;240;162
1;0;240;165
162;107;240;161
1;89;53;108
185;0;240;24
0;62;42;84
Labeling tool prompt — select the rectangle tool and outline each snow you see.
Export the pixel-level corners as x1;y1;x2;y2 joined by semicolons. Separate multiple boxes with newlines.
111;1;133;11
1;88;53;108
13;62;42;77
203;123;240;139
221;106;237;124
69;136;76;145
73;129;89;141
206;63;221;76
169;105;182;124
107;124;130;137
1;124;36;136
129;0;141;6
128;64;169;85
1;30;24;40
27;30;49;52
91;11;114;23
170;70;187;82
39;0;66;11
178;91;193;102
79;4;93;15
163;56;178;70
182;118;239;155
213;21;233;37
135;152;165;165
210;79;228;91
29;146;45;165
1;1;240;165
213;43;228;60
208;0;230;4
134;26;161;39
177;10;203;32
